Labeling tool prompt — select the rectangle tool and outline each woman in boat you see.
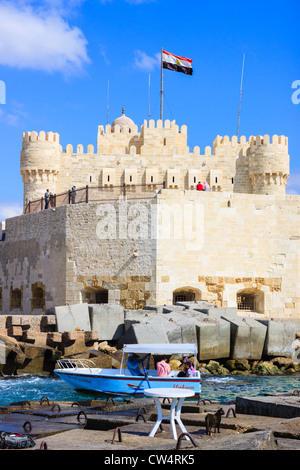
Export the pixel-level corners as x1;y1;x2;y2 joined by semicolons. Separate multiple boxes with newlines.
183;356;195;373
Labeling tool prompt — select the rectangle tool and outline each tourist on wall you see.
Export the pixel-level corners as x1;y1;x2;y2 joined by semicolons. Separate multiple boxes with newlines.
44;189;50;209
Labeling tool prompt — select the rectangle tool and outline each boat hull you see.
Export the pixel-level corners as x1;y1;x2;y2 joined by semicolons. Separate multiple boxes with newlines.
55;370;201;398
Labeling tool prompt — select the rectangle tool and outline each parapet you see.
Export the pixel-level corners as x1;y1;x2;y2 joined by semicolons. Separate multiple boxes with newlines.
213;134;288;150
22;131;60;146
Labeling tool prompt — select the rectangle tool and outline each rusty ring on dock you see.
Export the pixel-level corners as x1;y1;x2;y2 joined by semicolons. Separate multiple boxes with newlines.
39;441;48;450
23;421;32;432
136;407;147;422
51;404;61;412
111;427;122;444
77;410;87;424
197;399;212;406
106;397;115;405
225;407;236;418
71;401;81;407
39;396;50;406
162;397;170;404
176;433;198;450
21;400;31;409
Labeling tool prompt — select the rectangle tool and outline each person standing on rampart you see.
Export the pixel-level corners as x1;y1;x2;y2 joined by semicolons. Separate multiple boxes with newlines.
71;186;77;204
45;189;50;209
196;181;203;191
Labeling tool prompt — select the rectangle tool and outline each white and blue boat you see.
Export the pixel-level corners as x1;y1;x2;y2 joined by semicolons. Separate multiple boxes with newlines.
55;343;201;398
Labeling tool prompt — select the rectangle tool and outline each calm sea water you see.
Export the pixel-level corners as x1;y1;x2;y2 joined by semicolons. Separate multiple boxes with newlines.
0;374;299;406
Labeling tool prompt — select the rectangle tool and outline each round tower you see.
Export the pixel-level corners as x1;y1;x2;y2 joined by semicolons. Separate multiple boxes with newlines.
248;135;289;195
20;131;61;210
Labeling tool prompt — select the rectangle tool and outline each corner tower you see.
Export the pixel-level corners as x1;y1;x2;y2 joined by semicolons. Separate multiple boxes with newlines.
20;131;61;210
248;135;289;195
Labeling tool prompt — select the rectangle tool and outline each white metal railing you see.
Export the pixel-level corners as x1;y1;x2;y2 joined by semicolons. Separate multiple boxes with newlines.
57;358;97;373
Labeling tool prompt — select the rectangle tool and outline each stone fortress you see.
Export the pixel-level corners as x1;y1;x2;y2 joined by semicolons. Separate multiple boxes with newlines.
0;110;299;321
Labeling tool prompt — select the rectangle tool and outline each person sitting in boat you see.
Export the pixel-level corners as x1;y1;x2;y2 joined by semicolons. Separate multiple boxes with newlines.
127;353;150;376
177;360;193;377
156;357;171;377
183;356;195;373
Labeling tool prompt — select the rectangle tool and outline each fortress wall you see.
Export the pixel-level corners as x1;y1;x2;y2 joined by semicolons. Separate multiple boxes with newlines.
1;192;298;317
63;201;156;309
154;191;300;317
54;149;239;195
0;207;68;314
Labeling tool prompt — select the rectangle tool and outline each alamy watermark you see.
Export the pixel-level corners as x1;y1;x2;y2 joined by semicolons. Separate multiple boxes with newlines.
292;80;300;105
95;200;204;247
0;80;6;104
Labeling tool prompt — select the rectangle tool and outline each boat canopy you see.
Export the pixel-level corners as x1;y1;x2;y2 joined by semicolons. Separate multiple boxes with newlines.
123;343;197;355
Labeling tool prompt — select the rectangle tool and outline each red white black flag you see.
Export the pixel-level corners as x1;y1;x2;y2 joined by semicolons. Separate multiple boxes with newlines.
162;50;193;75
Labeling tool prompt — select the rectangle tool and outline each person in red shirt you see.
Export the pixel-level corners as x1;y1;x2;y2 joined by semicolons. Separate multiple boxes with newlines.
196;181;203;191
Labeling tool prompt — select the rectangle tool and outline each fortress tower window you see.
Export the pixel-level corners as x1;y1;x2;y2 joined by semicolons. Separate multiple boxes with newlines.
31;283;45;311
95;289;108;304
173;287;201;304
237;293;255;311
10;287;22;311
81;287;108;304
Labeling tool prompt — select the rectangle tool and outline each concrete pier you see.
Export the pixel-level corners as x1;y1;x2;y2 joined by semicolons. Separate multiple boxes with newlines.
1;394;300;451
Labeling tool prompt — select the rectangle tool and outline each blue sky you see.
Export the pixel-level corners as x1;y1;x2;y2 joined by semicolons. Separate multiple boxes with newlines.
0;0;299;220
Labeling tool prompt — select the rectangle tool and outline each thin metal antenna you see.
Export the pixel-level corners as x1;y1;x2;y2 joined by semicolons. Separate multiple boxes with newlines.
148;73;151;121
107;79;109;125
237;53;245;140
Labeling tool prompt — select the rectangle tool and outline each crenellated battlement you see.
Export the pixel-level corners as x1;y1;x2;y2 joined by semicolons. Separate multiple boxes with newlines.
213;134;288;149
22;131;60;145
19;115;291;208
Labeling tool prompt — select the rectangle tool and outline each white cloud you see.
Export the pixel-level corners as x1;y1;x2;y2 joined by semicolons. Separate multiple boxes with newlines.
0;201;23;222
0;1;90;75
286;169;300;195
133;50;160;72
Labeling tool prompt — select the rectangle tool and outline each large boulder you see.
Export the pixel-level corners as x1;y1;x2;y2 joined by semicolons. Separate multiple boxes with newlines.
0;334;26;375
54;304;91;332
89;304;124;341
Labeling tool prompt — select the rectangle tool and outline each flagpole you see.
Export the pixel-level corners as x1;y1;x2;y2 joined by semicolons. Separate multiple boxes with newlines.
237;53;245;140
160;47;163;121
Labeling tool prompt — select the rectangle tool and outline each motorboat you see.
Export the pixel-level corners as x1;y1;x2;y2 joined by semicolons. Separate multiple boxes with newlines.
55;343;201;398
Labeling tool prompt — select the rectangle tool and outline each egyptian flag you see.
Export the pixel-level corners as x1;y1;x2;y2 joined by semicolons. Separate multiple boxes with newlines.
162;50;193;75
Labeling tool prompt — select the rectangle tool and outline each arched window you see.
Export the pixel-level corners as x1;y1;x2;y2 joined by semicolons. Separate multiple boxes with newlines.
81;287;109;304
173;287;201;304
31;283;45;310
10;287;22;311
95;289;108;304
237;289;264;313
237;293;255;311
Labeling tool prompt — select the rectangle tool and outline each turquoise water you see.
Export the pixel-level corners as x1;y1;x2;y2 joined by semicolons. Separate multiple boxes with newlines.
0;374;299;406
